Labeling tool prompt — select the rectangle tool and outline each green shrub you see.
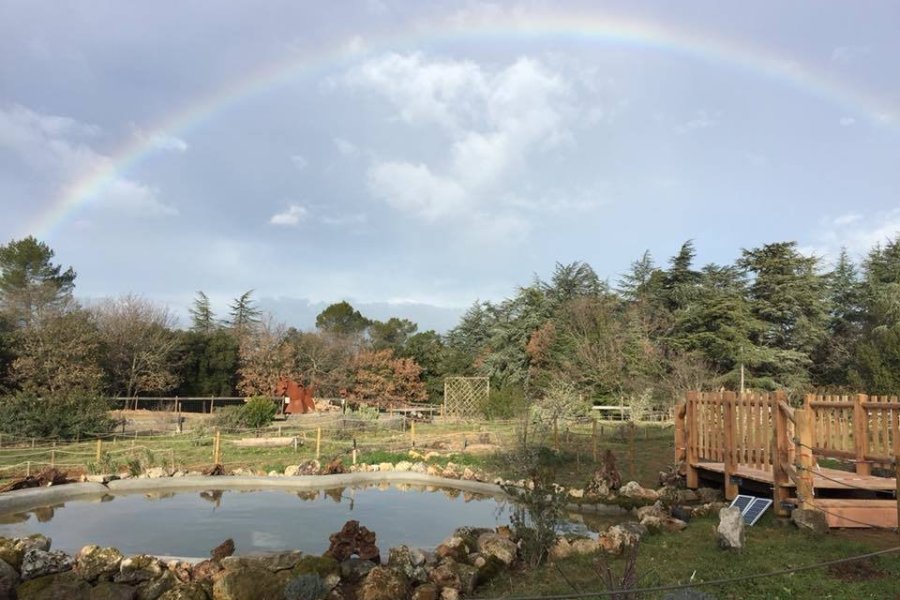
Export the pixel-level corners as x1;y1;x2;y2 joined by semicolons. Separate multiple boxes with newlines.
213;396;277;430
0;392;116;441
480;385;529;420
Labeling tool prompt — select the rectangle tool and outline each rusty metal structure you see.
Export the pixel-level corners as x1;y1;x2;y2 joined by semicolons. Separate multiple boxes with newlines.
274;378;316;415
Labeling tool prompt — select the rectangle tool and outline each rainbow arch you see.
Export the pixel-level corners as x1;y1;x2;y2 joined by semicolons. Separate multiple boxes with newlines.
29;12;898;239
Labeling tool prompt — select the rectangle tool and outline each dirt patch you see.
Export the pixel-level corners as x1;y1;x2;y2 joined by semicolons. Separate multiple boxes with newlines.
827;558;885;582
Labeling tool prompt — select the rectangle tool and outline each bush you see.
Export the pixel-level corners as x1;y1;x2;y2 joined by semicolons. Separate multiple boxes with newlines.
480;385;529;420
213;396;277;430
0;392;116;441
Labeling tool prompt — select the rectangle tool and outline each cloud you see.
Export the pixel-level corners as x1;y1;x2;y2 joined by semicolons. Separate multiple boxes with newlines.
132;128;188;153
675;110;720;134
831;45;872;65
0;103;178;220
290;154;308;169
334;137;359;157
348;53;575;236
269;204;308;226
805;209;900;261
833;213;862;226
320;212;367;226
839;116;856;127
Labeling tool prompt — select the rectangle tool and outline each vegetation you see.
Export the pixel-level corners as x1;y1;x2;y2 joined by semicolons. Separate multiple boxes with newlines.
213;396;277;430
0;393;115;440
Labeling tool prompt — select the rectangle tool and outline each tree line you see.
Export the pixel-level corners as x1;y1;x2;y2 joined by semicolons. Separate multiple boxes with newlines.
1;235;899;416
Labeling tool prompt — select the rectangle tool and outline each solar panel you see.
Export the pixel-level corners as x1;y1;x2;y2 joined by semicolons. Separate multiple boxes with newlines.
728;494;772;526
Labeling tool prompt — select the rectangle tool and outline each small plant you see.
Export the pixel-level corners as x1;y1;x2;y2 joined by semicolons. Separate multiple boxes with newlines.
350;404;380;421
283;573;328;600
213;397;277;430
595;541;641;600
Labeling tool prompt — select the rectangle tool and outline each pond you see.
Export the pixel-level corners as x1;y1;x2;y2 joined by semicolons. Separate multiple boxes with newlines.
0;484;621;558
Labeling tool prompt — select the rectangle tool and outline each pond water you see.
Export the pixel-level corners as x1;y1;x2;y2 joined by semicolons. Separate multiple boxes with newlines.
0;484;620;557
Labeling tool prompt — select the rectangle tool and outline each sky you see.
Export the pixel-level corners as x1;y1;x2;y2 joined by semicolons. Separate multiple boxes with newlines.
1;1;899;332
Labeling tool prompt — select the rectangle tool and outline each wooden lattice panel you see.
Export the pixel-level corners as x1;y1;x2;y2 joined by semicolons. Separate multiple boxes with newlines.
443;377;489;418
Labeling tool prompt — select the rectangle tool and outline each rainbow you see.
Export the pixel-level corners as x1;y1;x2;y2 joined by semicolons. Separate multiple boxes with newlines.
30;12;898;239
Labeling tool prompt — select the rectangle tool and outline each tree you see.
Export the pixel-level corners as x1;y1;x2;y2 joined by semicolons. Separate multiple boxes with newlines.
237;316;292;396
541;261;604;306
228;290;262;336
94;294;180;398
10;305;104;395
174;329;240;397
812;249;864;387
315;301;370;336
0;236;75;329
189;291;217;334
368;317;417;353
662;240;702;311
347;349;427;408
283;328;355;396
617;250;659;301
401;330;446;401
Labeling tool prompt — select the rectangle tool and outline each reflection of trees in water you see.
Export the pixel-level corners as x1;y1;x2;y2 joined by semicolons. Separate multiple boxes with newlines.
200;490;224;508
0;511;30;525
100;494;115;503
33;506;55;522
323;488;344;503
443;488;461;499
296;491;318;502
144;492;175;501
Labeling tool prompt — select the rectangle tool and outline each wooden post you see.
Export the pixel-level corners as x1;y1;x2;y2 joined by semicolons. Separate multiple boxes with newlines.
592;418;598;462
629;420;636;481
352;448;358;465
26;461;31;476
315;427;321;460
553;418;559;451
723;391;738;500
853;394;872;476
795;408;815;510
96;439;102;461
214;430;221;464
685;391;699;488
893;407;899;541
773;391;791;517
170;449;176;472
50;449;55;467
411;421;416;447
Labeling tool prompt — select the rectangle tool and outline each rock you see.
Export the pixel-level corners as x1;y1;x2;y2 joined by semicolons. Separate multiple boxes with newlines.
690;502;728;519
283;574;327;600
291;556;339;579
440;587;459;600
211;565;283;600
157;583;210;600
568;488;584;499
284;465;301;477
717;507;745;550
671;505;693;522
188;560;221;583
167;560;193;584
791;508;829;535
411;582;439;600
339;558;376;582
410;462;427;474
393;461;413;472
662;517;688;532
425;465;441;477
145;467;169;479
586;450;621;495
15;571;91;600
476;533;517;565
461;468;477;481
427;562;459;590
323;458;345;475
0;536;51;570
89;582;138;600
434;535;470;563
136;570;177;600
0;558;19;600
697;488;722;504
295;460;321;476
324;520;380;563
357;566;408;600
597;523;646;555
549;537;599;560
85;474;120;484
220;551;303;573
210;539;235;562
450;562;478;595
635;501;666;521
116;555;164;585
20;549;74;580
378;462;394;472
388;546;428;583
619;481;659;502
675;489;699;504
76;545;124;582
474;555;505;585
639;516;664;533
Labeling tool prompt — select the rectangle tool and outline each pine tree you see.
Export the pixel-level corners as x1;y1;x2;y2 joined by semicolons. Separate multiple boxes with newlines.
228;290;262;335
0;236;76;329
189;291;216;334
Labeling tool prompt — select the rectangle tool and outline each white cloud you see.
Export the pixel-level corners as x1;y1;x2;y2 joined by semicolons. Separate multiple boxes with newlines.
806;209;900;261
839;116;856;127
833;213;862;226
134;129;188;153
831;45;872;65
290;154;308;170
368;161;468;221
334;137;359;157
320;213;367;226
269;204;308;226
0;103;178;219
675;110;720;135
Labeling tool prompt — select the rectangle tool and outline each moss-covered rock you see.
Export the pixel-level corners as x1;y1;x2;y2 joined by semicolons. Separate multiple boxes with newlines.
290;555;339;579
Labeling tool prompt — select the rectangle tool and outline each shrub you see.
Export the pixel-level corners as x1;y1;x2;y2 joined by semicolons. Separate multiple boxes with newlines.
0;392;116;441
213;396;277;430
480;385;529;420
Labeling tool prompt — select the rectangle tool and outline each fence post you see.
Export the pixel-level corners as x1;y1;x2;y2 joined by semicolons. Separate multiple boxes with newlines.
170;449;176;472
214;430;221;464
410;421;416;447
26;461;30;476
723;391;738;500
853;394;872;476
685;391;699;488
96;439;102;462
773;391;791;517
553;418;559;451
592;418;598;462
50;449;55;467
795;408;815;511
315;427;322;460
629;420;636;481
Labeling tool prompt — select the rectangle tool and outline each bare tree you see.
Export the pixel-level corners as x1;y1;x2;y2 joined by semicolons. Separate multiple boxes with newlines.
237;315;291;396
93;294;180;399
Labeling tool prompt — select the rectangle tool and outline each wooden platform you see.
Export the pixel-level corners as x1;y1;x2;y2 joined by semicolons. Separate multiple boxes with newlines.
695;461;897;491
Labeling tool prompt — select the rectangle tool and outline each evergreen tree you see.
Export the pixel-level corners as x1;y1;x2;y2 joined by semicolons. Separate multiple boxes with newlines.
228;290;262;335
368;317;417;352
812;249;863;387
189;291;216;334
617;250;659;301
0;236;76;329
314;301;370;336
662;240;702;311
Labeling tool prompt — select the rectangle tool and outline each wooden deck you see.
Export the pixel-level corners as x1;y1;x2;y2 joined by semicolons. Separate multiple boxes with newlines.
695;461;897;491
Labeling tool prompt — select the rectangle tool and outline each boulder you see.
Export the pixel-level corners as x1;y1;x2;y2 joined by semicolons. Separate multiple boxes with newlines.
411;582;439;600
89;582;138;600
475;533;517;565
145;467;169;479
136;570;177;600
450;562;478;595
619;481;659;502
15;571;91;600
20;549;74;580
434;536;469;563
716;507;745;550
635;501;666;521
291;556;339;579
440;587;459;600
357;566;408;600
427;562;459;590
211;565;283;600
339;558;376;582
387;546;428;583
0;535;51;570
697;488;723;504
393;461;413;472
0;558;19;600
157;583;210;600
284;465;301;477
220;551;303;573
597;523;646;555
324;520;380;563
210;540;234;562
791;508;829;536
188;560;221;583
76;545;124;582
116;555;164;585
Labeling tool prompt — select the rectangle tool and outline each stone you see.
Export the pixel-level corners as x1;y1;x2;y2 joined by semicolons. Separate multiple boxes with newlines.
474;555;505;585
0;558;19;600
76;545;124;582
568;488;584;498
89;582;138;600
716;507;745;550
671;505;693;522
675;489;700;504
662;517;688;532
209;540;234;562
635;501;666;521
189;560;222;583
434;537;468;563
211;565;283;600
619;481;659;502
586;450;621;495
597;523;646;555
791;508;829;535
15;571;91;600
116;555;164;585
393;461;413;472
440;588;459;600
324;520;380;563
145;467;169;479
378;462;394;472
427;562;459;590
450;562;478;595
411;582;439;600
0;535;51;570
387;546;428;583
167;561;193;584
357;566;408;600
339;558;376;582
157;583;210;600
136;570;177;600
697;487;723;504
291;556;339;579
20;549;74;580
284;465;301;477
220;551;303;573
475;533;517;565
